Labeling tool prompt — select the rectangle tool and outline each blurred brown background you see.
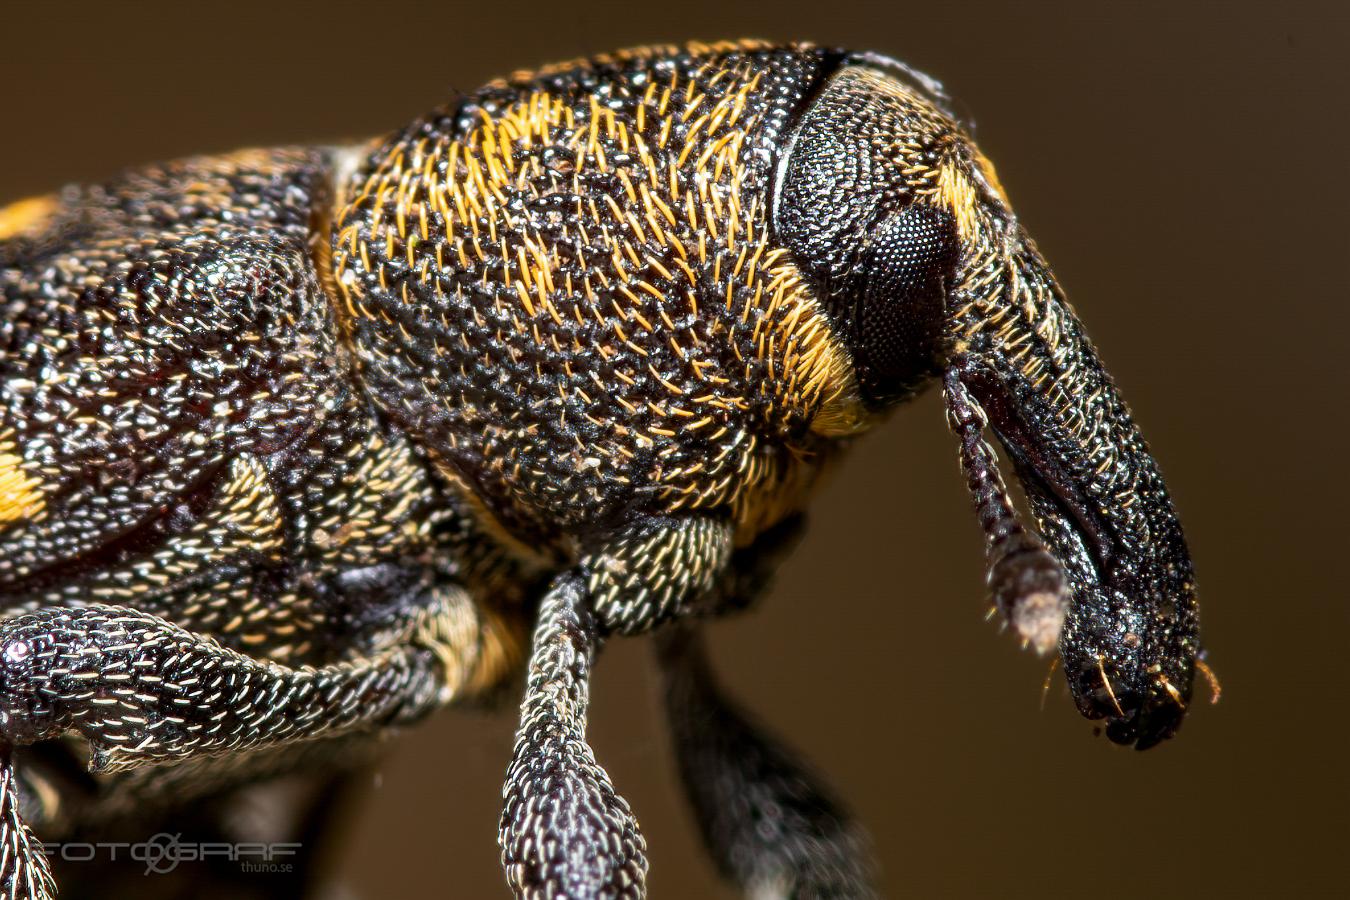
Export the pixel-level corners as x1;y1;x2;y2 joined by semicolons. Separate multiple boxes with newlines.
2;0;1345;896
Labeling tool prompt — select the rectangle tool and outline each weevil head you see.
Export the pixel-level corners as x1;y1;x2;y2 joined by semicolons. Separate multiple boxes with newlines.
772;56;999;408
773;54;1201;748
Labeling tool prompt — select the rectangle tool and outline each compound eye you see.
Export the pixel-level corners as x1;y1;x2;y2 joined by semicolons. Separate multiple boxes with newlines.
850;203;957;405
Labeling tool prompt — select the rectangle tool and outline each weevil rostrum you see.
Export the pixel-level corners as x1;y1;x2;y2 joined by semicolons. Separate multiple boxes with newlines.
0;40;1204;899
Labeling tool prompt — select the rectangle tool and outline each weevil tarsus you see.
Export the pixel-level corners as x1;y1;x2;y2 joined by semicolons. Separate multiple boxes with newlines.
0;746;55;900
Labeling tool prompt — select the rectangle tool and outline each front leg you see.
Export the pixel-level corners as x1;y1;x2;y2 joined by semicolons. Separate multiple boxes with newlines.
500;516;734;899
653;517;876;899
499;574;645;899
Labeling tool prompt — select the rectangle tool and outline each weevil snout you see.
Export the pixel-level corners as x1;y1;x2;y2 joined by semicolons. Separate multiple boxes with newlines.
954;337;1200;748
773;54;1201;748
949;237;1201;748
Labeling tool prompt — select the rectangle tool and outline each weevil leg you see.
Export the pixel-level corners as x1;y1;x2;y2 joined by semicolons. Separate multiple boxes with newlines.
0;584;504;773
501;514;788;898
0;745;56;900
499;573;647;900
582;516;735;635
655;626;876;900
0;592;494;898
943;364;1069;654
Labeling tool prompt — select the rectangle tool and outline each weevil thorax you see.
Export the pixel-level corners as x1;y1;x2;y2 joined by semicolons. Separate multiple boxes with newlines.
331;42;867;554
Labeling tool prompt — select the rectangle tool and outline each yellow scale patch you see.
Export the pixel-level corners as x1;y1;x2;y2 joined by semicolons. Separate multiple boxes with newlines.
0;436;44;525
412;592;524;701
0;198;57;520
0;194;57;241
933;150;1011;242
463;605;523;695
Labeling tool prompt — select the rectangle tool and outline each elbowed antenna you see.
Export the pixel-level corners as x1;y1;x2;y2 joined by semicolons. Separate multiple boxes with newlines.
943;365;1069;656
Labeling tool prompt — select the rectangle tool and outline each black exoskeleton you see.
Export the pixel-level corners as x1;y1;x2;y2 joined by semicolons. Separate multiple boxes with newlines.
0;40;1203;899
